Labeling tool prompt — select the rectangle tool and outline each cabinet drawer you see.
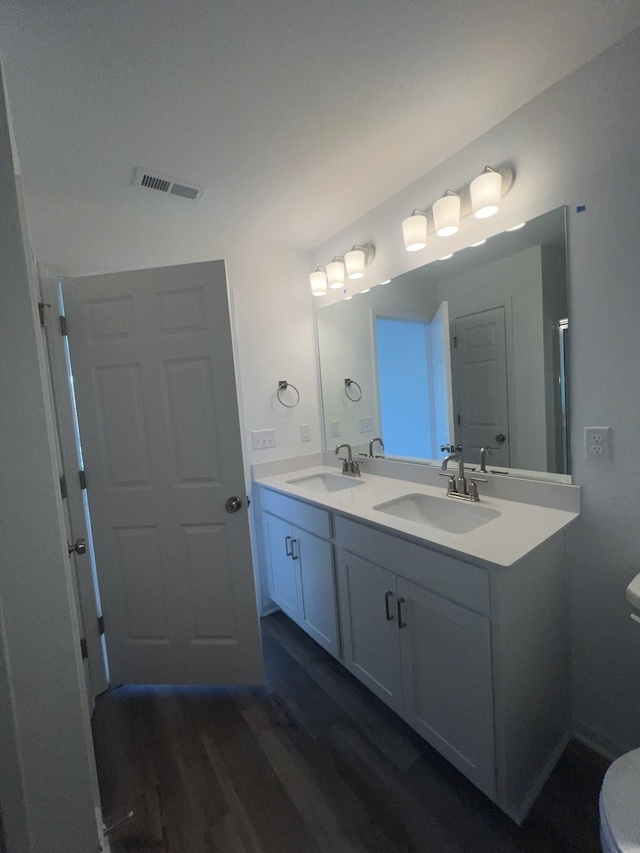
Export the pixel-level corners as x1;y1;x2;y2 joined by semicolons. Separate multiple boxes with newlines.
335;516;489;615
260;487;332;539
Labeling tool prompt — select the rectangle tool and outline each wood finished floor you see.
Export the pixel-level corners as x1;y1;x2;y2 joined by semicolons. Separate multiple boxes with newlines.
92;612;609;852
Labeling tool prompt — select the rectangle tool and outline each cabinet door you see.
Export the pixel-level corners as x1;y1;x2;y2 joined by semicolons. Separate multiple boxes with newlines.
397;576;495;797
295;528;339;658
338;551;403;715
264;513;299;620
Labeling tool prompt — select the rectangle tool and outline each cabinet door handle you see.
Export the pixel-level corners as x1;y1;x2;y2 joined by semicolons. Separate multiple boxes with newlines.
285;535;292;557
384;590;395;621
291;538;299;561
397;597;407;629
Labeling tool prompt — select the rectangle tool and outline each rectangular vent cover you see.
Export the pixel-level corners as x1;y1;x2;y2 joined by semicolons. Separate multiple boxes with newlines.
133;168;204;202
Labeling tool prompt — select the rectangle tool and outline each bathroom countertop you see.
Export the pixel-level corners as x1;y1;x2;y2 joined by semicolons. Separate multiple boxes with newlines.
253;464;580;568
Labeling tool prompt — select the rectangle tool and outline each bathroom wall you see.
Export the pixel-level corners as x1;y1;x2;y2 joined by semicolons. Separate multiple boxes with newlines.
225;237;324;474
308;27;640;756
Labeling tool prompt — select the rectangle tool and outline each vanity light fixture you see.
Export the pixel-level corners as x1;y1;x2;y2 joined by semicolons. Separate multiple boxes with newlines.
327;258;346;289
402;210;428;251
433;190;461;237
507;222;526;231
470;167;502;219
401;165;514;252
345;244;376;280
309;267;327;296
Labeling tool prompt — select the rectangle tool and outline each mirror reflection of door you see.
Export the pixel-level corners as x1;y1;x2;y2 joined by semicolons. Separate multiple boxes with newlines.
453;307;510;467
374;305;453;459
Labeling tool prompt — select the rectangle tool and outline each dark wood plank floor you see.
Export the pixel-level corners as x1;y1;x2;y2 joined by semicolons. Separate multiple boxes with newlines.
93;612;609;852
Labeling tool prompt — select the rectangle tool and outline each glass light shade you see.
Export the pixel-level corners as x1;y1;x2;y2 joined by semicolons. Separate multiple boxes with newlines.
326;260;345;289
345;248;365;279
402;213;427;251
310;269;327;296
470;170;502;219
433;194;460;236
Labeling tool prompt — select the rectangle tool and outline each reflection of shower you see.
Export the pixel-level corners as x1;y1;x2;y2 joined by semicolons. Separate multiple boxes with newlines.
557;319;570;474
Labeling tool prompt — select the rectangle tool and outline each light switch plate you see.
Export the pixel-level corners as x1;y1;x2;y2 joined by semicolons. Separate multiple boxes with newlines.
252;429;276;450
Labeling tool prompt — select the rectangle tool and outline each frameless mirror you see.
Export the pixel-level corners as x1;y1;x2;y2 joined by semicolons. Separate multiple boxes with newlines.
316;206;570;480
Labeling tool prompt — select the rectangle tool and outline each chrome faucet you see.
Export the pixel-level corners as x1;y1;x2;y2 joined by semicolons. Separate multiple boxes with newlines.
335;443;361;477
479;446;494;473
368;437;384;458
440;444;480;501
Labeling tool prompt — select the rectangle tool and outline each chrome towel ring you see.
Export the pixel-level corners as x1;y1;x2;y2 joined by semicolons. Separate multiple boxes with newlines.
344;378;362;402
277;380;300;408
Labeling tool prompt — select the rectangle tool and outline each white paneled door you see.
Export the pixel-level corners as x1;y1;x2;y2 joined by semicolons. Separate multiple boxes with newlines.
62;261;263;685
453;307;510;467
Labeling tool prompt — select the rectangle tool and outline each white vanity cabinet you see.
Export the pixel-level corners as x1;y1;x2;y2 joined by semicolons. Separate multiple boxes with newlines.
254;474;571;824
337;517;495;798
260;488;340;657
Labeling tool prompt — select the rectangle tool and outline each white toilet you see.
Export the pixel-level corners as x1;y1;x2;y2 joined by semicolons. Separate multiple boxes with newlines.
599;746;640;851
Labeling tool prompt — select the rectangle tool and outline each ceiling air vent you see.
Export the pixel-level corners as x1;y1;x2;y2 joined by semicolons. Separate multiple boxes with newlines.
133;168;204;202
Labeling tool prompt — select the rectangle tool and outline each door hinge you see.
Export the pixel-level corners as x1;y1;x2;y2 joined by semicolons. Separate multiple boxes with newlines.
457;414;461;426
79;469;87;490
80;637;88;660
453;335;458;348
38;302;50;328
97;615;105;636
59;474;68;500
60;315;68;336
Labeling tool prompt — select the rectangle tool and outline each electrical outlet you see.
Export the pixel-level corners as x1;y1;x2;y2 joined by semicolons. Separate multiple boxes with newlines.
358;416;374;433
331;420;340;438
584;426;612;459
300;424;311;443
252;429;276;450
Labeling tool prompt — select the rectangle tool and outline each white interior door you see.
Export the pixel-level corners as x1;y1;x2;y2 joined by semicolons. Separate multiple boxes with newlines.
40;276;108;703
62;261;263;685
453;307;510;467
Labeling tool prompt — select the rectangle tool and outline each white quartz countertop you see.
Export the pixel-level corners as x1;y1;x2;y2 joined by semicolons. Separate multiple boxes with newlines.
253;465;579;568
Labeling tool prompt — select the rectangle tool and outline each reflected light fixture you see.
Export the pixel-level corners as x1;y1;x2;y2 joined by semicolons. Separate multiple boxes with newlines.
345;244;375;280
379;279;391;285
507;222;526;231
402;210;428;251
327;258;345;289
309;267;327;296
433;191;461;236
438;253;453;261
470;239;487;247
470;167;502;219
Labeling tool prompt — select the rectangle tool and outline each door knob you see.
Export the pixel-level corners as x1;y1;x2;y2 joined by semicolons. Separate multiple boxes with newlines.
68;538;87;556
495;433;506;443
225;496;242;513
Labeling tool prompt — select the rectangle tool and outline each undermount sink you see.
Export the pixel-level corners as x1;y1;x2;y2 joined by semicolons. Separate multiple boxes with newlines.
286;472;365;494
374;492;501;534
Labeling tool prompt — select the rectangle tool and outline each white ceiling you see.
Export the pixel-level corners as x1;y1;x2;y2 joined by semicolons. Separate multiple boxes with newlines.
1;0;639;274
